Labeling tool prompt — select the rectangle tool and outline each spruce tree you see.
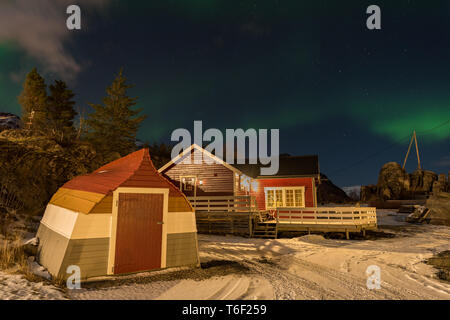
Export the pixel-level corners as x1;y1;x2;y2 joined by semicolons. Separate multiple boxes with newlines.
47;80;77;143
18;68;48;132
85;69;146;156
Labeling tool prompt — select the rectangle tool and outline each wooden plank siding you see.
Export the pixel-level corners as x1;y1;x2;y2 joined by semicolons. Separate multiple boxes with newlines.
195;212;255;236
49;188;104;214
162;149;234;197
166;232;199;267
89;194;191;213
168;196;193;212
90;195;113;213
36;224;70;278
59;238;110;279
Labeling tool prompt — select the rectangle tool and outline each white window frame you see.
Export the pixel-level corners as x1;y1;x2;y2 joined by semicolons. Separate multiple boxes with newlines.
180;176;196;192
264;186;305;209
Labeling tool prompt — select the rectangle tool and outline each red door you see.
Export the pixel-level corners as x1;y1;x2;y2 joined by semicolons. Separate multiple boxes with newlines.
114;193;163;274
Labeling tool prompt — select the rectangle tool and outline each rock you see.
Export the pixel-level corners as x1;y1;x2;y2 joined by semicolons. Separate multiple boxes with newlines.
317;174;353;204
434;174;449;193
0;113;21;131
425;192;450;226
362;162;447;204
427;251;450;281
410;169;437;193
377;162;410;200
433;180;445;194
405;205;429;223
22;237;39;256
361;184;378;202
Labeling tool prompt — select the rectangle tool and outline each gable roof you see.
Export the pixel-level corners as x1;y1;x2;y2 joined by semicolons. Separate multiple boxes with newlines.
63;148;185;196
51;148;191;214
159;144;319;179
63;148;145;195
158;144;247;177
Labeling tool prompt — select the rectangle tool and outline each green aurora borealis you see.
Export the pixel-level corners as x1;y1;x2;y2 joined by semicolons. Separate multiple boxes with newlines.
0;0;449;185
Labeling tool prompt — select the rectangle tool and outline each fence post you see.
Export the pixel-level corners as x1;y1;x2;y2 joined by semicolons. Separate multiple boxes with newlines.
249;213;253;237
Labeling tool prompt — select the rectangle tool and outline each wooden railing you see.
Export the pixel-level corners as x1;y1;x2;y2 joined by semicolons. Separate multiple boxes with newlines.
187;196;257;212
276;207;377;226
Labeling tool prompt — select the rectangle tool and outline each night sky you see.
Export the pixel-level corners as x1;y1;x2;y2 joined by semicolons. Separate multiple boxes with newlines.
1;0;449;187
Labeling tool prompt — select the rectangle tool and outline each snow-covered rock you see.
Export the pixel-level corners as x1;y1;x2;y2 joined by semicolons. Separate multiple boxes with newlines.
0;112;21;131
27;257;52;280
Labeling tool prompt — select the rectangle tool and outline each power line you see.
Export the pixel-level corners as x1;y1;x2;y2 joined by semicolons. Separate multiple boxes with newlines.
328;119;450;176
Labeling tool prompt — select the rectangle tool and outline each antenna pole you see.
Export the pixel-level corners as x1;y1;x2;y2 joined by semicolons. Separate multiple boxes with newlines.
414;131;421;170
402;132;414;169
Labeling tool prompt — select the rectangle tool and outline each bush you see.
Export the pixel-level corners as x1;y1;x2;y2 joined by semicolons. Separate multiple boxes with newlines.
0;130;107;215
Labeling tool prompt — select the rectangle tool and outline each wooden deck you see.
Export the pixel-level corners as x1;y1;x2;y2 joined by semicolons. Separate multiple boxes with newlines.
188;196;377;239
273;207;377;239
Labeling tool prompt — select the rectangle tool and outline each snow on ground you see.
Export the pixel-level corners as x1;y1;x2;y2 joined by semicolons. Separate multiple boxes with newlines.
1;210;450;300
69;211;450;300
0;272;66;300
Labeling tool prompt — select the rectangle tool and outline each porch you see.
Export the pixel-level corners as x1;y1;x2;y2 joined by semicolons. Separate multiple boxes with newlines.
187;196;377;239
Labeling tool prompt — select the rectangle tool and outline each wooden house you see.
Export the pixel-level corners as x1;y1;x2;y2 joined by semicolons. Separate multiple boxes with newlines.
159;144;320;211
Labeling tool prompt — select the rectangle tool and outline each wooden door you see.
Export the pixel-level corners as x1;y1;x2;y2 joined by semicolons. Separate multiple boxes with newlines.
114;193;163;274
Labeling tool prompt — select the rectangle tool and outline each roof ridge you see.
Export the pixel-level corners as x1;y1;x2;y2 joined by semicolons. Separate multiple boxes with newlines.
93;148;146;173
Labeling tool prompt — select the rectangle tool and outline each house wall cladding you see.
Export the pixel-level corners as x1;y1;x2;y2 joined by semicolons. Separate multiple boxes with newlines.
253;177;315;210
163;149;234;196
37;208;112;280
59;238;110;279
36;224;70;277
166;232;199;267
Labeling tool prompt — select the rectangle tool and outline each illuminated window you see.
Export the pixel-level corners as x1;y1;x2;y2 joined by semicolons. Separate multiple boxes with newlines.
181;177;195;191
285;189;294;207
275;189;283;207
265;187;305;209
267;190;275;208
294;189;303;207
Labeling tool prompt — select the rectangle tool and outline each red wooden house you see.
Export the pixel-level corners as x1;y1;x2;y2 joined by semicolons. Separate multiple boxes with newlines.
159;144;320;211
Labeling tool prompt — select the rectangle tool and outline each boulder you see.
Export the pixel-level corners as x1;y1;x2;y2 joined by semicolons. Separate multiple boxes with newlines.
425;192;450;226
376;162;410;200
405;205;429;223
361;184;378;202
410;169;437;192
22;237;39;256
362;162;446;204
0;113;21;131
